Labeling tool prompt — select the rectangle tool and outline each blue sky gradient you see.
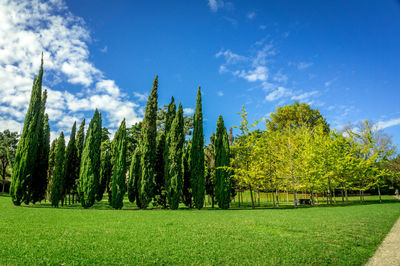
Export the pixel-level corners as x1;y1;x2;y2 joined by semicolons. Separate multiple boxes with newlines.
0;0;399;146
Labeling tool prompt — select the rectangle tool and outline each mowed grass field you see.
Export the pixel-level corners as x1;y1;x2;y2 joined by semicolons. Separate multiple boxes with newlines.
1;194;399;265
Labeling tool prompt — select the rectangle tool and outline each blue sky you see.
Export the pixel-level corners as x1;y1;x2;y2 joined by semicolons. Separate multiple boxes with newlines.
0;0;399;146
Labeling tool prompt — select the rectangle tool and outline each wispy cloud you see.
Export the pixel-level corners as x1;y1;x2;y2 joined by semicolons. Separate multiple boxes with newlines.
183;108;194;115
247;12;256;20
100;45;108;53
297;62;313;70
0;0;142;137
207;0;233;12
376;118;400;130
217;91;224;97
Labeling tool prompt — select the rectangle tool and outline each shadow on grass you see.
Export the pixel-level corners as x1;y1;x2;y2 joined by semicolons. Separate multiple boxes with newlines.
1;192;399;211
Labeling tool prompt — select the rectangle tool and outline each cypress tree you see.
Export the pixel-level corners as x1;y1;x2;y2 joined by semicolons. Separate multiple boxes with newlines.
205;133;216;208
98;139;112;202
139;76;158;208
74;119;85;202
77;110;102;208
128;147;141;207
10;55;44;206
215;115;231;209
51;132;65;207
46;139;56;200
190;87;205;209
31;90;49;203
154;132;167;207
167;103;184;209
182;140;192;208
63;122;77;203
163;97;176;207
111;119;127;209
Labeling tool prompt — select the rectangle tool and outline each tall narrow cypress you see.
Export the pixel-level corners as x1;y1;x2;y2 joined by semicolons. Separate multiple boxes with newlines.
78;110;102;208
31;90;49;203
46;139;56;200
64;122;77;203
154;132;166;207
215;115;231;209
128;147;141;207
163;97;176;206
51;132;65;207
167;104;184;209
98;139;112;202
111;119;127;209
10;55;44;206
182;140;192;208
74;119;85;201
139;76;158;208
190;87;205;209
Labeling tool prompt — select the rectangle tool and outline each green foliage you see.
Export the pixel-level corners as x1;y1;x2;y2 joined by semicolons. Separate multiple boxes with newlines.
97;139;112;202
163;97;176;202
128;147;141;206
215;115;231;209
77;110;102;208
166;103;184;209
190;87;205;209
10;56;44;206
154;132;167;207
50;132;65;207
205;133;216;207
110;119;127;209
64;122;77;198
182;140;192;208
266;101;329;133
0;130;19;193
31;90;49;203
46;139;56;200
139;76;158;208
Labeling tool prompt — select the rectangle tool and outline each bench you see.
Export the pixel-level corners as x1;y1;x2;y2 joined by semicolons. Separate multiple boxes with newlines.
298;199;311;205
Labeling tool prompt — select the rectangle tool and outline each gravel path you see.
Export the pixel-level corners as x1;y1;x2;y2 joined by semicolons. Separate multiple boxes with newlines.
366;196;400;266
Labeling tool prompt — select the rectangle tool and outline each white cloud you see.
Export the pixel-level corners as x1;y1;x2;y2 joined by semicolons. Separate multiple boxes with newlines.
133;92;148;102
291;90;319;101
0;0;143;134
259;25;267;30
247;12;256;20
100;46;108;53
183;108;194;115
217;91;224;97
297;62;313;70
216;49;247;64
239;65;268;82
207;0;232;12
265;87;291;102
375;118;400;130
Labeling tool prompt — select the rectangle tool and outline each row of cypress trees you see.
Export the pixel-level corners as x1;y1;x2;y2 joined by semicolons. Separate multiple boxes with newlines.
10;57;233;210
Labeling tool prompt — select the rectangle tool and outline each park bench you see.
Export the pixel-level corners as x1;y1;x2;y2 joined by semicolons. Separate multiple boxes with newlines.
298;199;311;205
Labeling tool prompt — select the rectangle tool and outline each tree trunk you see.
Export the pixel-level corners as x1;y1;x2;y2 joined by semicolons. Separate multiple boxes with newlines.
378;185;381;203
360;189;362;203
2;166;6;193
333;188;336;204
257;190;260;207
345;189;348;203
286;190;289;203
211;195;215;208
341;189;344;203
272;191;276;208
311;188;315;206
276;188;280;207
249;185;255;209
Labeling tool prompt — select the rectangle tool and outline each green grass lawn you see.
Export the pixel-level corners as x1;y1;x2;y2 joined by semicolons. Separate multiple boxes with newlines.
1;194;399;265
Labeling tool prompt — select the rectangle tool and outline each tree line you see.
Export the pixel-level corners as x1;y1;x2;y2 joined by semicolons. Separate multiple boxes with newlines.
9;57;233;209
229;103;400;208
